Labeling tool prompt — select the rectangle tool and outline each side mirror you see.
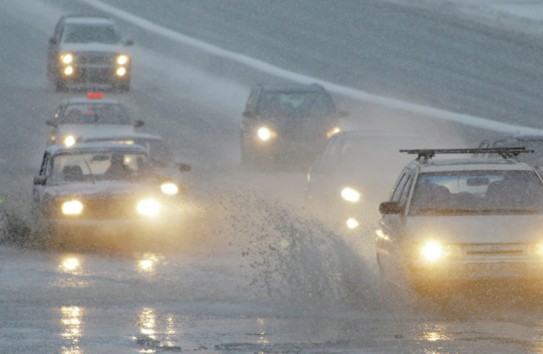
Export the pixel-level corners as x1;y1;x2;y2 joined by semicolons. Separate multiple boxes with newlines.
46;119;57;127
134;120;144;128
125;38;134;46
33;176;47;186
379;201;402;215
178;163;191;172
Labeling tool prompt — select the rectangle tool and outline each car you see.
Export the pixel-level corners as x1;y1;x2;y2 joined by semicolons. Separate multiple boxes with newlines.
478;134;543;168
46;92;144;147
305;130;421;232
376;147;543;296
31;143;185;244
47;15;133;92
79;132;191;192
240;83;347;169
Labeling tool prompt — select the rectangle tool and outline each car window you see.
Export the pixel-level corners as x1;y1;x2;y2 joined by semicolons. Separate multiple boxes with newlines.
60;104;130;125
50;151;149;183
259;90;333;118
409;170;543;215
390;172;409;202
61;24;119;44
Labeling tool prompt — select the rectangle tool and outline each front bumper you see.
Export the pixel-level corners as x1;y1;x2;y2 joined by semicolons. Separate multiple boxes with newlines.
58;64;131;86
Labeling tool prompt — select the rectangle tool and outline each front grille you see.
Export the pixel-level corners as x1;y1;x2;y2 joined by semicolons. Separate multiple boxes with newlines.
58;196;138;219
464;244;527;257
77;52;115;65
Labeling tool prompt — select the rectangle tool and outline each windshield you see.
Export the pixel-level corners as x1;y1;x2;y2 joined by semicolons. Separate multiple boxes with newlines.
259;90;333;118
50;151;149;183
60;103;131;125
61;23;120;44
409;170;543;215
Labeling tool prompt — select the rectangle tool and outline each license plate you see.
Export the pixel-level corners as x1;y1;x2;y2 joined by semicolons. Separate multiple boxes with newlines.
467;263;525;279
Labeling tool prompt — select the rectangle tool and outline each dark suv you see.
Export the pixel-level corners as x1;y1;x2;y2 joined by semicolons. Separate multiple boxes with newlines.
240;83;347;168
47;15;133;92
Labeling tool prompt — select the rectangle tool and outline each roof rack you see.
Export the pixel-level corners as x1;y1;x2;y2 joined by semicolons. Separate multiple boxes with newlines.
400;147;533;161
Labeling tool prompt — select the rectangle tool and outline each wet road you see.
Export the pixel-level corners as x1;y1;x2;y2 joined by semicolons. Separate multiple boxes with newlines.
3;0;543;352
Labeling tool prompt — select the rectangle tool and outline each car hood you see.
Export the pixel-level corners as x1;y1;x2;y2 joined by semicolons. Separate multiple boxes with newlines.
57;125;135;139
403;214;543;244
59;43;128;54
45;181;158;199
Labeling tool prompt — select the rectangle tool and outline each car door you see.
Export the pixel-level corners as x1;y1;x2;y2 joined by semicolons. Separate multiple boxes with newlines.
377;168;415;281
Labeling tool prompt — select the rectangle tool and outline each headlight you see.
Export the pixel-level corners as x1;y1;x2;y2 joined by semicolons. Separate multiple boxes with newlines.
341;186;361;203
63;135;76;147
137;198;160;217
421;240;444;262
257;126;275;142
115;67;127;77
327;126;341;139
63;66;74;76
62;200;83;215
116;54;129;65
346;218;359;230
160;182;179;195
60;53;73;64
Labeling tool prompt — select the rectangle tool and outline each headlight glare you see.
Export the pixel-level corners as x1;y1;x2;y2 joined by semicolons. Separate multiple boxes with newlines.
137;198;160;217
421;240;444;262
61;53;73;64
63;135;76;147
341;186;361;203
160;182;179;195
257;126;274;141
62;200;83;215
116;67;127;77
327;126;341;139
116;54;129;65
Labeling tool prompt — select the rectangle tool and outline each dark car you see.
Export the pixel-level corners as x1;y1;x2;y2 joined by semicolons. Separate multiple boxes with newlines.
47;15;133;92
240;83;346;169
32;143;184;244
46;92;144;147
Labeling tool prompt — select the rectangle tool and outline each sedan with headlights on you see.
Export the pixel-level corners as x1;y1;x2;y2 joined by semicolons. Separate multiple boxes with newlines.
377;147;543;296
240;83;346;169
46;92;144;147
32;143;185;245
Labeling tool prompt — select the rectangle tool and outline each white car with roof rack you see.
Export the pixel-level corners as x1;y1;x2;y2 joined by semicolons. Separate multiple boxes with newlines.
376;147;543;297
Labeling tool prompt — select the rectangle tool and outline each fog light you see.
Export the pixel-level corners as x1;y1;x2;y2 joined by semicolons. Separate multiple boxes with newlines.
341;187;361;203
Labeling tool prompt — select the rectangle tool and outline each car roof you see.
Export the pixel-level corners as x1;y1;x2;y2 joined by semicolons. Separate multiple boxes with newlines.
46;142;148;156
62;16;115;26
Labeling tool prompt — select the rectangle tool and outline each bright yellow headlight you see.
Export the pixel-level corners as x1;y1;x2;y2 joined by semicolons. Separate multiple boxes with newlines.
341;186;361;203
327;126;341;139
63;135;76;147
421;240;444;262
257;126;274;141
63;66;74;76
160;182;179;195
116;54;129;65
346;218;359;229
115;67;127;77
60;53;73;64
62;200;83;215
137;198;160;217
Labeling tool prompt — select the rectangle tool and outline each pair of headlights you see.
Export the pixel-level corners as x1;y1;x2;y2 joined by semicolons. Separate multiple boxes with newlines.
62;198;161;217
254;125;342;142
59;53;130;77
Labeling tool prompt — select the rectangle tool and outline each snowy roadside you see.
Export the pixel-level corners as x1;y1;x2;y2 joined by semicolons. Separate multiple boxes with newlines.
388;0;543;36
